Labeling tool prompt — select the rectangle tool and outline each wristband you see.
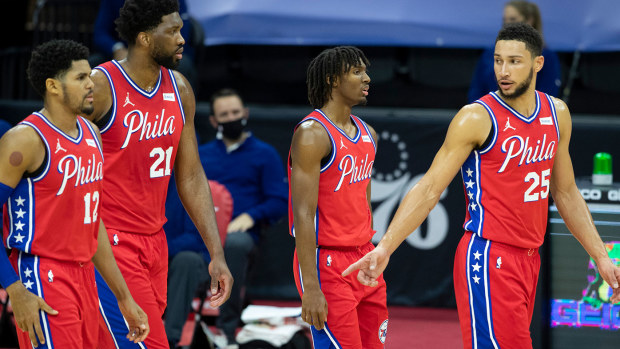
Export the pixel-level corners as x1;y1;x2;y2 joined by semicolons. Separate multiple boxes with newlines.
0;182;19;288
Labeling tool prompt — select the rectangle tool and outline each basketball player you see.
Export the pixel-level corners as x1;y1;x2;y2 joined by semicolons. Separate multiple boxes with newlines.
289;46;388;348
343;23;620;349
0;39;148;348
86;0;232;348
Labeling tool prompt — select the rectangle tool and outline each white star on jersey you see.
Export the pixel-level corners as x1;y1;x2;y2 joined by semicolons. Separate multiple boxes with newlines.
14;222;25;231
472;263;481;273
23;267;33;278
465;179;475;189
14;233;25;243
15;196;25;206
15;208;26;219
473;250;482;260
472;275;481;284
23;280;34;289
467;191;474;200
466;168;473;177
470;203;477;211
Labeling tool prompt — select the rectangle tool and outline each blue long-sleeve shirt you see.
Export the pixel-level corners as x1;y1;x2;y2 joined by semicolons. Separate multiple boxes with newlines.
164;134;288;260
199;135;288;229
468;46;561;103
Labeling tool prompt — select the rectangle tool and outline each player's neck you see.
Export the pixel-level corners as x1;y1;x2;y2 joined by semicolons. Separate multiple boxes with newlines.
320;103;353;127
40;104;79;137
498;89;538;117
120;52;161;92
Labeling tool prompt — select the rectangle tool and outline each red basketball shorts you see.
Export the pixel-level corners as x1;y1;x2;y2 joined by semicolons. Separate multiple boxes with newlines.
454;231;540;349
293;242;389;349
97;227;169;349
10;251;98;348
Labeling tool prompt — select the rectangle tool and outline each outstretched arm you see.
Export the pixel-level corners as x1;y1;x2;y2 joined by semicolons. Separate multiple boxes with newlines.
549;98;620;303
343;104;490;285
173;72;232;306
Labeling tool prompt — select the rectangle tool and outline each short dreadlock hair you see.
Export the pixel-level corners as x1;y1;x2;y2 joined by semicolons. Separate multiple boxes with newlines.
115;0;179;45
496;22;543;58
307;46;370;109
27;39;90;97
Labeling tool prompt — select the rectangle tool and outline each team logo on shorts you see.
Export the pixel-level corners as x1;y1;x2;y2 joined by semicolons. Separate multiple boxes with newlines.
496;256;502;269
326;255;332;267
113;234;119;246
378;319;388;343
48;269;54;283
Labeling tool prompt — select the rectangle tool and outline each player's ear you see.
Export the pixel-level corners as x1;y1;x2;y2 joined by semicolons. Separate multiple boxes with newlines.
534;54;544;73
45;77;61;97
327;75;339;87
137;32;150;48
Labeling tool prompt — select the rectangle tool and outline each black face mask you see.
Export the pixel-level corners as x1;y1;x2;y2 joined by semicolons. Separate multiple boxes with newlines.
218;118;247;140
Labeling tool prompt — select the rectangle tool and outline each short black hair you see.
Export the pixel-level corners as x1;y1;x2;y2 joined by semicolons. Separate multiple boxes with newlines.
496;22;543;58
115;0;179;45
209;88;244;116
27;39;90;97
307;46;370;109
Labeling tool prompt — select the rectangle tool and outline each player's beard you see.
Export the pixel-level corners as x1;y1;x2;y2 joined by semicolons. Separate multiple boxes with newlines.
153;44;180;70
63;85;94;115
497;68;533;100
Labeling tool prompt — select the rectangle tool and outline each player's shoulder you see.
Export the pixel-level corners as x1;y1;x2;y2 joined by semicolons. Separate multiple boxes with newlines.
0;123;44;154
292;115;332;155
455;102;491;124
547;95;569;113
295;117;329;139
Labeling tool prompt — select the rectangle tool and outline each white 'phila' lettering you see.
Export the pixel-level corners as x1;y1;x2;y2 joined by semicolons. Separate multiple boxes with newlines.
121;109;176;149
498;134;556;173
334;153;374;191
57;154;103;195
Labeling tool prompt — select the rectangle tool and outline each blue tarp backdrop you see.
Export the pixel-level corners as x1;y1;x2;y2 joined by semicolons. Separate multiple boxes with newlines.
187;0;620;51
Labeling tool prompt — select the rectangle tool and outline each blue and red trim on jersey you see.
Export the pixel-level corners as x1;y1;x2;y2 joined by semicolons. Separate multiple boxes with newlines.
17;252;55;348
489;91;540;124
296;247;343;349
465;233;500;349
93;66;118;134
95;270;147;349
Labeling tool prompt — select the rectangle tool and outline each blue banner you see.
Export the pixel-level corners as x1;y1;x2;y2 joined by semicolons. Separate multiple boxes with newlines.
187;0;620;51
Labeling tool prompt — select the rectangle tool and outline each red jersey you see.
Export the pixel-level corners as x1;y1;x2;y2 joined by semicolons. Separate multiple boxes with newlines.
288;110;376;247
3;113;103;263
462;91;560;248
94;61;185;234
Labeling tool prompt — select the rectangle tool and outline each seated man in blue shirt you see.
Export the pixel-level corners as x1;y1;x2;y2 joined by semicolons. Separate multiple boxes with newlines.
165;88;288;348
